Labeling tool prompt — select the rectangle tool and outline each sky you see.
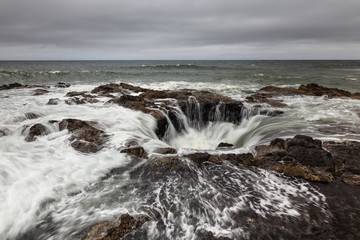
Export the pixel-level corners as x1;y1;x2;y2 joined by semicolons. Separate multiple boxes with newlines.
1;0;360;60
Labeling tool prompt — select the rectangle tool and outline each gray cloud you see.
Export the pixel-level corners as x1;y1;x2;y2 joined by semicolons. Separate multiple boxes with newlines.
0;0;360;59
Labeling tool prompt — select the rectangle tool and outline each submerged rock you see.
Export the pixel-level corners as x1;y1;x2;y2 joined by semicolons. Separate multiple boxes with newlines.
83;213;150;240
47;98;61;105
59;119;107;153
25;112;40;119
33;88;50;96
25;123;48;142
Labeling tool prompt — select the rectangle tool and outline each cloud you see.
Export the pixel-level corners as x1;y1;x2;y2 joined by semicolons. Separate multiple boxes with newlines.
0;0;359;59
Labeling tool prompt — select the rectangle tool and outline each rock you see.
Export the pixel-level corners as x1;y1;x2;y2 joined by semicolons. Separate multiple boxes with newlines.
55;82;70;88
47;98;61;105
90;83;145;96
323;141;360;185
185;152;223;166
33;88;50;96
25;112;40;119
154;147;177;154
0;129;7;137
219;153;254;166
131;156;190;179
216;142;234;148
25;123;48;142
59;119;107;153
120;146;148;159
250;135;335;183
195;230;231;240
83;213;150;240
65;91;88;97
102;83;244;138
0;82;23;90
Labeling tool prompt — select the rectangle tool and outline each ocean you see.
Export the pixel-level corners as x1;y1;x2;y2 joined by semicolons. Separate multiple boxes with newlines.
0;60;360;239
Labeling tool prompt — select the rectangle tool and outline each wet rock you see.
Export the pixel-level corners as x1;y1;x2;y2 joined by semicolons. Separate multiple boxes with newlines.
250;135;335;182
90;83;145;96
65;97;99;105
219;153;254;166
103;83;244;138
25;123;48;142
131;156;190;179
0;82;23;90
120;146;148;159
195;230;231;240
83;213;150;240
25;112;40;119
311;180;360;240
55;82;70;88
154;147;177;154
323;141;360;185
59;119;107;153
185;152;223;166
47;98;61;105
65;91;88;97
216;142;234;148
0;129;7;137
33;88;50;96
248;83;360;106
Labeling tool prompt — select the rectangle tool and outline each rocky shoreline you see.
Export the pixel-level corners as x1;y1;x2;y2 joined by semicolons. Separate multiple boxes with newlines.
2;82;360;239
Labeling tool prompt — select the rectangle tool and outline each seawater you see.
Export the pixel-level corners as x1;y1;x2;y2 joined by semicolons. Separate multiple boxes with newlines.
0;60;360;239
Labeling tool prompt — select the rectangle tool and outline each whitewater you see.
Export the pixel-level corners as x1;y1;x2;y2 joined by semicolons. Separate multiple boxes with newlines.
0;60;360;239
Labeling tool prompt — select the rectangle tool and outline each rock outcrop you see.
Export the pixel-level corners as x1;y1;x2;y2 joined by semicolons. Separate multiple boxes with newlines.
59;119;108;153
323;141;360;185
249;135;334;182
247;83;360;107
93;83;244;138
83;213;150;240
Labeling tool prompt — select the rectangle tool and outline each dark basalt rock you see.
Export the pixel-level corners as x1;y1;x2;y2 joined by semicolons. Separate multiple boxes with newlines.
47;98;61;105
120;146;148;159
33;88;50;96
59;119;107;153
55;82;70;88
154;147;177;154
219;153;254;166
100;83;244;139
248;83;360;106
216;142;234;148
83;213;150;240
0;82;23;90
131;156;190;179
185;152;223;166
323;141;360;185
25;123;48;142
250;135;335;182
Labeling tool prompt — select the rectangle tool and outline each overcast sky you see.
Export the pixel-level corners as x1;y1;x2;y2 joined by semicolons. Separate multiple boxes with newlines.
1;0;360;60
